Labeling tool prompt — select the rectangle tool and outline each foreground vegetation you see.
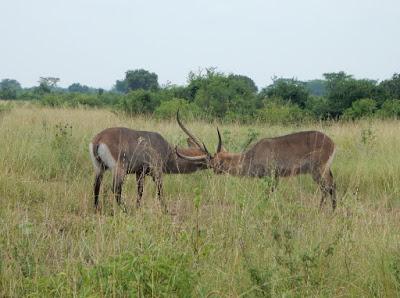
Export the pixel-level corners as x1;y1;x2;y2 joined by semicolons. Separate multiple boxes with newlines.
1;104;400;297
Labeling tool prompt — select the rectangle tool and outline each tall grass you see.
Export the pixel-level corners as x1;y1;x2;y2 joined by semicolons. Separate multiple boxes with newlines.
1;105;400;297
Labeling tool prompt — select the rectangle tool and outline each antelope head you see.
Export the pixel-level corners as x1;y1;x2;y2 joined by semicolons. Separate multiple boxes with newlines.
176;127;241;175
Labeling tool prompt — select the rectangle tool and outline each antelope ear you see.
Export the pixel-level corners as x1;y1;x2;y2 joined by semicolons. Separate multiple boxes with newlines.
186;138;198;148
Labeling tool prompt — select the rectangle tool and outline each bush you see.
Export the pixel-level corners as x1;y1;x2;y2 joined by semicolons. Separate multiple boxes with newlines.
40;94;65;107
154;98;203;120
40;93;120;108
67;94;103;107
305;96;332;119
342;98;377;120
376;100;400;119
256;100;310;124
117;89;162;115
188;69;258;119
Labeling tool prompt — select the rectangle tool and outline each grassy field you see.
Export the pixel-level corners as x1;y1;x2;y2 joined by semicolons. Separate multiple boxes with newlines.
1;104;400;297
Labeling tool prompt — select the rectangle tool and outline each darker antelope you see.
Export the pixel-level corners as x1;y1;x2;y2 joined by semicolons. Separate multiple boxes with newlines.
177;128;337;210
89;117;207;212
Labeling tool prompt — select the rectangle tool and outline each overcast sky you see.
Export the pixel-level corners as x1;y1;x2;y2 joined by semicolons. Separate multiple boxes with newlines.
1;0;399;89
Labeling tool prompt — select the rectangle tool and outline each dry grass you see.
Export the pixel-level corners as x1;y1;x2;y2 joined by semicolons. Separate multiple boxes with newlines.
1;105;400;297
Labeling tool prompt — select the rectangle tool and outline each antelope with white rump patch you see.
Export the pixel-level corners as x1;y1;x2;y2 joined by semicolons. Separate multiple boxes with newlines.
89;116;208;212
177;128;337;210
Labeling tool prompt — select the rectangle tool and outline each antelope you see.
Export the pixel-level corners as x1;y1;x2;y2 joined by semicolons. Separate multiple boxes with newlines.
176;128;337;210
89;114;208;212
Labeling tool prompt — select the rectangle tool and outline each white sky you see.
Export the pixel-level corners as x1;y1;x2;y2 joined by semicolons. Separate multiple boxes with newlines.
1;0;399;89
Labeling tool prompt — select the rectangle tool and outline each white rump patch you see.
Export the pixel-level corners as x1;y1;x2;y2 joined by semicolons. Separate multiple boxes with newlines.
97;143;117;170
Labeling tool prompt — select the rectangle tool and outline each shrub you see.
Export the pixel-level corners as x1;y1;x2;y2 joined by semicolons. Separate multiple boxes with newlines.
117;89;162;115
67;94;103;107
154;98;203;120
40;94;65;107
376;100;400;119
305;96;332;119
342;98;377;120
257;100;310;124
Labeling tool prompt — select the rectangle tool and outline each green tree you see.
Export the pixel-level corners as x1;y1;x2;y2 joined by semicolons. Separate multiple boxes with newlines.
34;77;60;94
114;79;127;93
343;98;377;120
377;100;400;118
154;98;203;119
323;72;377;117
122;69;159;92
305;96;331;119
67;83;91;93
0;79;22;99
117;89;162;115
188;68;258;119
379;73;400;100
259;78;310;108
228;74;258;93
305;79;326;96
257;98;310;124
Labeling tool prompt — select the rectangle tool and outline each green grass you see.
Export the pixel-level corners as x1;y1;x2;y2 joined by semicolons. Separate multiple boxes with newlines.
1;105;400;297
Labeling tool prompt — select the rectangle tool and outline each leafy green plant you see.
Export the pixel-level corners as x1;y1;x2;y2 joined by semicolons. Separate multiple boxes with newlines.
154;98;203;120
343;98;377;120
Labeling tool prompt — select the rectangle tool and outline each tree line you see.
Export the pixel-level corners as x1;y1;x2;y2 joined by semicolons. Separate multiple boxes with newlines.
1;68;400;123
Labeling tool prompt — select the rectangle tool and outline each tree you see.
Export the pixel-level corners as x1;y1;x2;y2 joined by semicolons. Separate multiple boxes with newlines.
39;77;60;88
68;83;91;93
260;78;310;108
343;98;377;120
35;77;60;94
114;79;127;93
305;79;326;96
117;69;159;92
379;73;400;100
323;72;377;117
117;89;162;115
228;74;258;93
0;79;21;99
187;68;259;119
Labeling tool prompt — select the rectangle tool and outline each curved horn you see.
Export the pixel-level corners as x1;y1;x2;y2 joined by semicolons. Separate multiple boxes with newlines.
202;142;211;156
216;127;223;153
176;110;203;149
175;146;208;161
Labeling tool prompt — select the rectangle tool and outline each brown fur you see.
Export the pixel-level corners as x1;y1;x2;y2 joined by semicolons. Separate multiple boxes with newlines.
90;127;207;213
178;130;337;210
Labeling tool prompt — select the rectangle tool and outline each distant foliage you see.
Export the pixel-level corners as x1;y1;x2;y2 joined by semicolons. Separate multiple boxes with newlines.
257;99;310;124
323;72;378;118
260;78;310;108
67;83;92;93
343;98;377;120
189;68;259;119
305;79;327;96
377;100;400;119
3;69;400;123
154;98;203;120
117;89;162;115
0;79;22;99
379;73;400;100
